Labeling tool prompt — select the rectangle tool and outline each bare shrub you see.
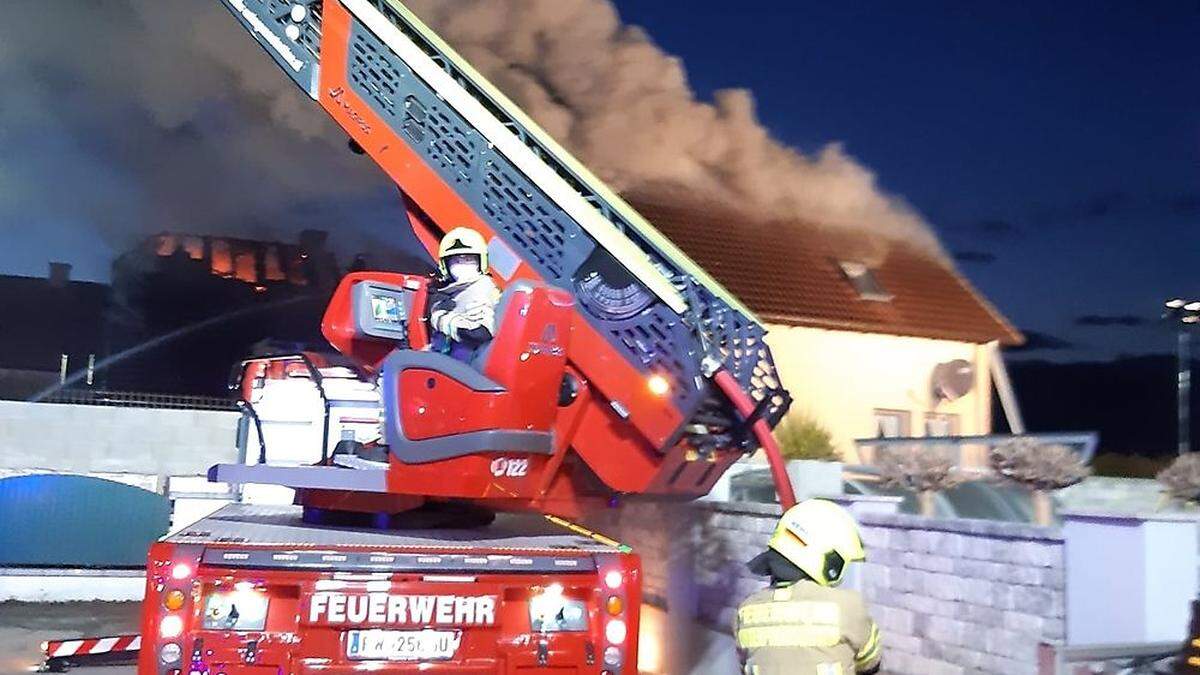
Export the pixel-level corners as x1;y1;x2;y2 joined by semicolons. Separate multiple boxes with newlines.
989;439;1089;491
876;445;963;494
1157;454;1200;504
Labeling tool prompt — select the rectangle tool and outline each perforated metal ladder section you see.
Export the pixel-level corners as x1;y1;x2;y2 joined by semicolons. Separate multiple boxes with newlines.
343;4;787;429
219;0;789;444
220;0;323;96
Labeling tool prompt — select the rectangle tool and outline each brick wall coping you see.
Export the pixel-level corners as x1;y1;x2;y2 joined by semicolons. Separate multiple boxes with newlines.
690;500;1063;542
822;494;907;504
858;511;1063;541
1059;508;1200;523
692;500;782;518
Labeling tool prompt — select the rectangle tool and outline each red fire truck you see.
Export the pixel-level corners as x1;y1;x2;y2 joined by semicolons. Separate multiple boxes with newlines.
44;0;797;672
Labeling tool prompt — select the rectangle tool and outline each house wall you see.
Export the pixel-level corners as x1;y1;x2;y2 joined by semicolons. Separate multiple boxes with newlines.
763;324;996;464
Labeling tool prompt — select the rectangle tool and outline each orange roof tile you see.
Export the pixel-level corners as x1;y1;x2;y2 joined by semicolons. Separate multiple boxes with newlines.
627;192;1023;346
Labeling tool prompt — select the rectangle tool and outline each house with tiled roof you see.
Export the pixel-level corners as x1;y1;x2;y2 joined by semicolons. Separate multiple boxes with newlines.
629;193;1023;462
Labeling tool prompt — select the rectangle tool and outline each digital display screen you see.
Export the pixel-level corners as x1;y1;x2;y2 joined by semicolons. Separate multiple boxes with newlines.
354;281;411;341
371;293;404;327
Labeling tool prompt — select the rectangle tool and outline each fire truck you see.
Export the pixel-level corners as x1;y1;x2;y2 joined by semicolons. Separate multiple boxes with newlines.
47;0;799;672
133;505;642;674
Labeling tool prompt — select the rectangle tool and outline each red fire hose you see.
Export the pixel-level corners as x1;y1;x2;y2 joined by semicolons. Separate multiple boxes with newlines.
712;369;797;510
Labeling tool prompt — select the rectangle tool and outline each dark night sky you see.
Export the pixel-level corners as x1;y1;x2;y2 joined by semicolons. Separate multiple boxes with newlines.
609;1;1200;362
1;1;1197;362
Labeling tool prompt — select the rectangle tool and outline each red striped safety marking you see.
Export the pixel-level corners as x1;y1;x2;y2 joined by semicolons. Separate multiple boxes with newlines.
44;634;141;658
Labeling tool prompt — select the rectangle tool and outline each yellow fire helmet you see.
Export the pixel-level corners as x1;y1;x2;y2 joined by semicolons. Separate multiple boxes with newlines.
437;227;489;277
768;499;866;587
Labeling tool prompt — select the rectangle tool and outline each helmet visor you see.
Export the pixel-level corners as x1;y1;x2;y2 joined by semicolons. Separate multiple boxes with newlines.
445;253;480;267
822;550;847;585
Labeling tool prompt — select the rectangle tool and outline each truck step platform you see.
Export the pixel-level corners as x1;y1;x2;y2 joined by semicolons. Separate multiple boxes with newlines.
209;462;389;493
169;503;621;563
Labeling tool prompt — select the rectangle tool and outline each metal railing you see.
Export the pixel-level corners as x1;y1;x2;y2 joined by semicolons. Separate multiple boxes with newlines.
38;389;237;412
1038;641;1181;674
229;353;333;462
853;432;1101;469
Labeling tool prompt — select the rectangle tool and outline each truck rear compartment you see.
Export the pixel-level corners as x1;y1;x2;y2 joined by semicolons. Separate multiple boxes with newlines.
138;505;638;674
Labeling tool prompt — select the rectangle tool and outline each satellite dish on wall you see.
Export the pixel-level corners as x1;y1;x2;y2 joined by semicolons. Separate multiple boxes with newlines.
932;360;975;402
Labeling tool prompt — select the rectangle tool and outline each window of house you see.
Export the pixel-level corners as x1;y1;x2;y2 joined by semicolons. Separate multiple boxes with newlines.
925;413;960;437
874;409;911;438
838;261;893;302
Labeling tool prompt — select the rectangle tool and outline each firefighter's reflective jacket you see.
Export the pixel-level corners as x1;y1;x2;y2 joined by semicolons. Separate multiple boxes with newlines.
428;275;501;360
734;580;881;675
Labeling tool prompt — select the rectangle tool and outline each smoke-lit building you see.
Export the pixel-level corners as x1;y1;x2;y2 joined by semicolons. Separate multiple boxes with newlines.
129;230;343;291
105;230;344;395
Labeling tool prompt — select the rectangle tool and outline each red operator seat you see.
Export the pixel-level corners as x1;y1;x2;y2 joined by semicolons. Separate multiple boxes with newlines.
380;281;574;464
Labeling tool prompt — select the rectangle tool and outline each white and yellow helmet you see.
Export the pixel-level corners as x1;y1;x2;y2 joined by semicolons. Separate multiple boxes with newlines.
437;227;489;277
768;499;865;587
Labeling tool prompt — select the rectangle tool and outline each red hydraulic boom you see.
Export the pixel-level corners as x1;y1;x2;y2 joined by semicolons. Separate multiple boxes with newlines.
212;0;796;516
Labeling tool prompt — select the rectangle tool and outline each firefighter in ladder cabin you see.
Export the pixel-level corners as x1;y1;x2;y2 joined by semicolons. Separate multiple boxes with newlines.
735;499;882;675
429;227;501;361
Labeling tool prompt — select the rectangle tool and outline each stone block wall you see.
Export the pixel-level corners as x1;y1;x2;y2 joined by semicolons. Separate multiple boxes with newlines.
858;512;1065;674
586;500;1065;675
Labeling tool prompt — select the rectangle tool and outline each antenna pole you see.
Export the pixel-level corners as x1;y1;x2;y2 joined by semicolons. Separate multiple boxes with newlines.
1180;329;1191;455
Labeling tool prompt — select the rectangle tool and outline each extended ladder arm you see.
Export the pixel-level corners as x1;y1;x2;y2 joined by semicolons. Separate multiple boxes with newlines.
217;0;795;504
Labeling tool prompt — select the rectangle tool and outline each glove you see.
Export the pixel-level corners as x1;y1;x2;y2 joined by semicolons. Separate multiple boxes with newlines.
461;302;495;333
447;313;481;341
432;301;495;342
436;310;487;341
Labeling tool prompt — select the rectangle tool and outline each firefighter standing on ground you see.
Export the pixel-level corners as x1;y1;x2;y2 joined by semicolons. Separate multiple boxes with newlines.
735;499;882;675
429;227;501;361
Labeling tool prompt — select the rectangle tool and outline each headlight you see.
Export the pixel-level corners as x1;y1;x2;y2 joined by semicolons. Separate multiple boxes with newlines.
159;615;183;639
605;619;627;645
529;584;588;633
202;585;270;631
159;643;182;664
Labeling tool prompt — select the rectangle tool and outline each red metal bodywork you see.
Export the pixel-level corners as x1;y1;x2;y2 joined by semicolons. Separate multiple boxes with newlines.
138;538;640;675
315;259;733;516
319;272;605;516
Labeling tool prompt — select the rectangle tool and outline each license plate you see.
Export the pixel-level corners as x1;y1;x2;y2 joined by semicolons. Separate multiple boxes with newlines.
346;629;462;661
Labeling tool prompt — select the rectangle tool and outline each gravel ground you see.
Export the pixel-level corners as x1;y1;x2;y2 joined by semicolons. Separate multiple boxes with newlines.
0;602;139;674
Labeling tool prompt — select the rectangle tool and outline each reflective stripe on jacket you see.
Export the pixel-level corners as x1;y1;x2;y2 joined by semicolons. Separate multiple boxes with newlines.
734;581;881;675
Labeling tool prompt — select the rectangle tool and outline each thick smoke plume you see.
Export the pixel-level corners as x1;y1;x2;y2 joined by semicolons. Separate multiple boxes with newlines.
0;1;402;280
405;0;941;252
0;0;940;281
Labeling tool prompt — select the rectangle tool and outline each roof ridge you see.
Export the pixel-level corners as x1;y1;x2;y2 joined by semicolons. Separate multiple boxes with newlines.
934;260;1025;346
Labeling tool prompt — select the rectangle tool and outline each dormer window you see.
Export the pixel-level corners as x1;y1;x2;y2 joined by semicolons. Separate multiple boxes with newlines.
838;261;892;302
